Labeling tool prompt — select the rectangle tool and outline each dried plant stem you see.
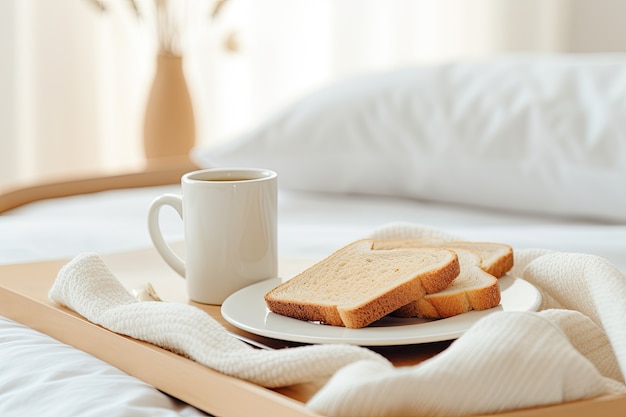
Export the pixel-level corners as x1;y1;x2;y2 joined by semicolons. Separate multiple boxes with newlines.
155;0;183;55
86;0;107;12
211;0;230;18
127;0;141;18
85;0;228;57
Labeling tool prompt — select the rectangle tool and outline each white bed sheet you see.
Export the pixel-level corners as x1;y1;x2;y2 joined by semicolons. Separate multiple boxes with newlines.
3;185;624;271
1;185;625;416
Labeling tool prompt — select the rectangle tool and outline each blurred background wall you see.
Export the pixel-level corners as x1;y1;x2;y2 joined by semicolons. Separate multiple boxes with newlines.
2;0;626;185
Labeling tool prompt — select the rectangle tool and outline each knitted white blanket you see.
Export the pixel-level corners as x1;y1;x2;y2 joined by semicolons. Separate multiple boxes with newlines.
49;222;626;416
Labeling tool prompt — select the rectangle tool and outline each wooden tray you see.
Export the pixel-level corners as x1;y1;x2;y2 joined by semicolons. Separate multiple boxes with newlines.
1;246;625;417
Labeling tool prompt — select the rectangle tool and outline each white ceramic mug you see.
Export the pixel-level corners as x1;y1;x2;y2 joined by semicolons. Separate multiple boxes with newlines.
148;167;278;305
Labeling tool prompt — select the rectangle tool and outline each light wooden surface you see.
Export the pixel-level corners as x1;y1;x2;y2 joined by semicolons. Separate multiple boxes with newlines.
1;247;626;416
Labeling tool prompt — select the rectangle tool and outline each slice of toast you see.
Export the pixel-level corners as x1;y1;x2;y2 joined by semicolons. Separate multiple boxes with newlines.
264;239;461;328
398;248;500;318
375;238;513;278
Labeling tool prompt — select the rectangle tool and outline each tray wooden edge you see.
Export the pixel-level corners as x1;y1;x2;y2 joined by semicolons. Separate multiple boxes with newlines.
0;265;320;417
0;156;198;213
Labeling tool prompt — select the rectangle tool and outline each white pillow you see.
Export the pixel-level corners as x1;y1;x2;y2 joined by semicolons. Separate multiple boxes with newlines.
192;54;626;222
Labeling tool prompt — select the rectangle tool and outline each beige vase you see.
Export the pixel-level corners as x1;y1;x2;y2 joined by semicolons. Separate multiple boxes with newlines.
143;53;196;162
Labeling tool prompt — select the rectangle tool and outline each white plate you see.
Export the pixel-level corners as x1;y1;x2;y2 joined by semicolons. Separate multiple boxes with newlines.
221;275;542;346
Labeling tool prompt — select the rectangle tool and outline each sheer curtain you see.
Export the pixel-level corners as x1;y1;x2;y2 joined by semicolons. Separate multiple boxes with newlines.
1;0;622;186
0;0;152;185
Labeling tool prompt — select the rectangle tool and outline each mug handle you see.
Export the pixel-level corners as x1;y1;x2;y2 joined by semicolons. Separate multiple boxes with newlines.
148;194;186;278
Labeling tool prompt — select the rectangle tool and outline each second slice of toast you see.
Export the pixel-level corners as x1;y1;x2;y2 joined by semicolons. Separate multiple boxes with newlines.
373;239;507;318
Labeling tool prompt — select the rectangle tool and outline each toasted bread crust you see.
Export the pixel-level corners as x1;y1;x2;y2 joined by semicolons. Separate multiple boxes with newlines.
264;299;345;326
410;272;501;318
482;249;513;278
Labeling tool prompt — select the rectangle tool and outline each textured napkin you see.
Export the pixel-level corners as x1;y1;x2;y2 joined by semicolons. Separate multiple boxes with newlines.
306;222;626;416
48;253;389;388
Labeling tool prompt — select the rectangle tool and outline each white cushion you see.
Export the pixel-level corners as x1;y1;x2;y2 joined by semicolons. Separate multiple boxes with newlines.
192;54;626;222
